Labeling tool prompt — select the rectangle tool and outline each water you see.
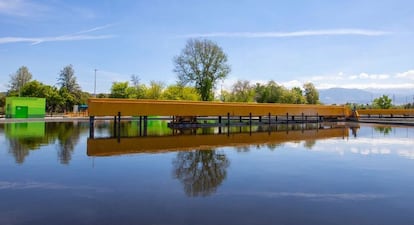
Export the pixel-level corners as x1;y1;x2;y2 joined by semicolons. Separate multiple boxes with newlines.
1;121;414;225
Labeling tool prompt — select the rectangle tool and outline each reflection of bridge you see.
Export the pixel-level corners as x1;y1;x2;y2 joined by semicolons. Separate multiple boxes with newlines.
87;125;350;156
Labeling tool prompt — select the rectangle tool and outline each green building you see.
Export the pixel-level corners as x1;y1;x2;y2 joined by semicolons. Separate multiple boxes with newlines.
5;97;46;118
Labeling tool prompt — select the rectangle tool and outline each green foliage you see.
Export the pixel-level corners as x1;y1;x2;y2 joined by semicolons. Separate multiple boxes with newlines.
255;81;284;103
58;65;80;94
0;93;5;114
110;82;135;98
227;80;255;102
57;65;81;111
161;84;200;101
174;39;231;101
145;81;165;100
20;80;64;113
97;93;109;98
20;80;47;97
303;82;319;104
8;66;32;94
373;95;392;109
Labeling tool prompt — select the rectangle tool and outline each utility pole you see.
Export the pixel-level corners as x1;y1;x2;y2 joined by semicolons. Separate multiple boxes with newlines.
94;69;97;97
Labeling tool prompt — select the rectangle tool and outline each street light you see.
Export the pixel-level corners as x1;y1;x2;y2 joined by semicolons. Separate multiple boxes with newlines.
94;69;97;97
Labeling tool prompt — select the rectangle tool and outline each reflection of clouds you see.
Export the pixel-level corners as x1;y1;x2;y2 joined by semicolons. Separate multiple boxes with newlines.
227;191;387;201
310;137;414;160
0;181;111;192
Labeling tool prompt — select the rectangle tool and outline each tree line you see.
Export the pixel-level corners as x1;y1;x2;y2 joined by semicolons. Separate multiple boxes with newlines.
0;38;322;115
2;65;88;114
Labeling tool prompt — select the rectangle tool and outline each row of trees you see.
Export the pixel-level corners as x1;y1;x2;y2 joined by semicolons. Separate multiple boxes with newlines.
222;80;319;104
105;77;319;104
1;39;321;115
3;65;88;113
105;39;319;104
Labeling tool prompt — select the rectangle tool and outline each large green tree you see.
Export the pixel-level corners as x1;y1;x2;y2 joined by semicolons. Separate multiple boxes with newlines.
303;82;319;104
373;95;392;109
58;65;81;111
174;39;231;101
8;66;33;95
58;65;80;93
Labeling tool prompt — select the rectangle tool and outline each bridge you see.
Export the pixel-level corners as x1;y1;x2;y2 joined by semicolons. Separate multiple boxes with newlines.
88;98;351;118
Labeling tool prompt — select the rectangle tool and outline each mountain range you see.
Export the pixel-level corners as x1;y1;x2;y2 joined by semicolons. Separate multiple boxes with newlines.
319;88;414;105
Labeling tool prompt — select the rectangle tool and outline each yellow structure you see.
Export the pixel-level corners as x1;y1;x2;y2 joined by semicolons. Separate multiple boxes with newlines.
88;98;352;118
358;109;414;117
87;126;349;156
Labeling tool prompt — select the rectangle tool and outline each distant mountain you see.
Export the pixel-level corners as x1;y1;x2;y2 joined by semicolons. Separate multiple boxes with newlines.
319;88;372;105
319;88;414;105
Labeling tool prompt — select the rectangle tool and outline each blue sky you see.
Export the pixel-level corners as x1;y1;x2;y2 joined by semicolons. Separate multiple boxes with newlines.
1;0;414;94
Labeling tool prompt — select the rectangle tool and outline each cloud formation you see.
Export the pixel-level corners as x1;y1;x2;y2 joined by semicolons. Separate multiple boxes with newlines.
181;29;391;39
0;0;47;17
0;24;115;45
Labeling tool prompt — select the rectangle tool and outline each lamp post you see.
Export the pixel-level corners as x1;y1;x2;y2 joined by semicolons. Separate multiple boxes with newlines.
94;69;97;97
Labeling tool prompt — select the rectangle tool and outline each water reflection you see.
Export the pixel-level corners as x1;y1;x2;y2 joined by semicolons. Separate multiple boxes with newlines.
173;150;230;197
3;122;88;164
87;124;349;156
374;126;392;135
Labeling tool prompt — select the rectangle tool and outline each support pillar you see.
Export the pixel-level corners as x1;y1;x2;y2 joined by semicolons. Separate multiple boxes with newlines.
143;116;148;136
89;116;95;138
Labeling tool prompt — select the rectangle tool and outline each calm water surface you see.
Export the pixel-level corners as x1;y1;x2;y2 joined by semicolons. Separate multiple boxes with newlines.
0;121;414;225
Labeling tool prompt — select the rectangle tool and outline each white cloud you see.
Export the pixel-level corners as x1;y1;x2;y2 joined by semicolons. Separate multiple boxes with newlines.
0;0;48;17
0;24;115;45
396;70;414;80
284;70;412;90
180;29;391;39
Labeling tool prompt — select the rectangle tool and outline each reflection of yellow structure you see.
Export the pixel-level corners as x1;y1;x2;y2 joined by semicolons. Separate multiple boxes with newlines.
87;127;349;156
88;98;351;117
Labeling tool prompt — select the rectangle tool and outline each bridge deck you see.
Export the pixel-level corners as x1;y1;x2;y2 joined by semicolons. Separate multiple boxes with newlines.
358;109;414;116
88;98;351;118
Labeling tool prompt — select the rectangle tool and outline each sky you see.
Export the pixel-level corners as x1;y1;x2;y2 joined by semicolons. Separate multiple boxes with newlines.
1;0;414;95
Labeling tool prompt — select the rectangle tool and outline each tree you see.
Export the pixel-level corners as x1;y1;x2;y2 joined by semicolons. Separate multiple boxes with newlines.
174;39;231;101
9;66;32;95
0;93;5;113
292;87;306;104
161;84;200;101
20;80;46;97
145;80;164;99
58;65;81;111
58;65;80;94
303;82;319;104
228;80;255;102
373;95;392;109
255;81;284;103
110;81;137;98
19;80;64;114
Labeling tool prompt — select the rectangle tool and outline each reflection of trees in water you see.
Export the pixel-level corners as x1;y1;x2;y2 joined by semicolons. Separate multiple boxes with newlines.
54;122;83;164
7;138;43;164
375;127;392;135
304;139;316;149
173;150;230;197
6;122;87;164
